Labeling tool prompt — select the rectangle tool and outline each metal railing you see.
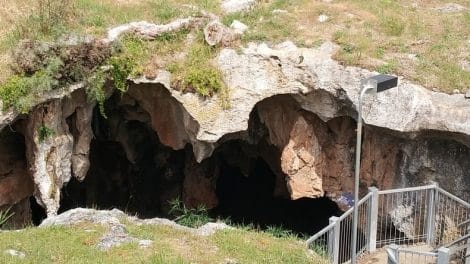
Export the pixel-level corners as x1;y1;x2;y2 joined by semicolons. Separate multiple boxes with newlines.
376;185;436;247
306;183;470;264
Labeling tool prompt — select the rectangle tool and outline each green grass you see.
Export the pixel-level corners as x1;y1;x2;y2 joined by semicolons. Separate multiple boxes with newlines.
168;198;213;228
0;223;323;264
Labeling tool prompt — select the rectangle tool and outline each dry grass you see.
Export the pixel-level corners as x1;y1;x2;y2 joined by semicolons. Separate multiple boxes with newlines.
284;0;470;92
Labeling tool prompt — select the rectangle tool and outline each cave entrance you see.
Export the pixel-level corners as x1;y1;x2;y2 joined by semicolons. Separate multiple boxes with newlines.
210;139;343;236
60;93;186;218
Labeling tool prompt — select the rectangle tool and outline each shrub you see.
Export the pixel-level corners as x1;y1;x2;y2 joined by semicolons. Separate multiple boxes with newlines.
172;42;226;98
38;125;55;142
168;198;213;228
0;57;62;113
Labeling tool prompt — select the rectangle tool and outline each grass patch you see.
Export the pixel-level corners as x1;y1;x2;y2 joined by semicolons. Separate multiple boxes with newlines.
0;222;324;263
168;198;213;228
0;57;62;113
168;35;229;105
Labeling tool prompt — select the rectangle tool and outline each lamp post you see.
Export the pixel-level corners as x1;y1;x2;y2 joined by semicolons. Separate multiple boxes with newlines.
351;74;398;264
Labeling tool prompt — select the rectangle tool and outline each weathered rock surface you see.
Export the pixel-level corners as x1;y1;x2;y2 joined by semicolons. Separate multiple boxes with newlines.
1;17;470;221
41;208;231;237
204;20;241;46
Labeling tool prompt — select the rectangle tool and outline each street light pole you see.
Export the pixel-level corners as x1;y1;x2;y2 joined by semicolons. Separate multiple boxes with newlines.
351;74;398;264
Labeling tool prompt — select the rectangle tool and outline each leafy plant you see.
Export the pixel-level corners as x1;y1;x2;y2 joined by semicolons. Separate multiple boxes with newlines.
38;125;55;142
168;198;213;228
108;56;135;93
0;206;14;228
171;40;226;99
86;67;108;118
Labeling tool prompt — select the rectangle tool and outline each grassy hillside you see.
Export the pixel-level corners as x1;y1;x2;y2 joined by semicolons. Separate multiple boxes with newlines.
0;0;468;94
0;222;325;264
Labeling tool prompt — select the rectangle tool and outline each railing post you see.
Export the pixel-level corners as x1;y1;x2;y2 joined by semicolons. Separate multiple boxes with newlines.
386;244;399;264
367;187;379;253
437;247;450;264
328;216;340;264
466;223;470;264
426;182;438;245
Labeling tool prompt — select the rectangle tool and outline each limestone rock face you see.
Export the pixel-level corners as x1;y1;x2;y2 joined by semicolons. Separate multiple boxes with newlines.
22;100;74;216
2;33;470;219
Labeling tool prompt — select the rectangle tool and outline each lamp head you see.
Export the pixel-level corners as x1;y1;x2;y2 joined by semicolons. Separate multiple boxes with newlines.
361;74;398;93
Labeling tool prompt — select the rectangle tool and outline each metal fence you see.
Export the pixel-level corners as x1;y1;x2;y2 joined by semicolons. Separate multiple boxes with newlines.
306;183;470;264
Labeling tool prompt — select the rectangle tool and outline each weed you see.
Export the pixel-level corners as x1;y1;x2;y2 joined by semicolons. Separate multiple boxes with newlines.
38;125;55;142
265;225;296;238
108;56;135;93
0;206;14;228
168;198;213;228
86;67;107;117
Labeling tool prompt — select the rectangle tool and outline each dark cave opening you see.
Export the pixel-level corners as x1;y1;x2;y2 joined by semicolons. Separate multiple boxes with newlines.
30;196;47;226
58;93;342;237
60;94;186;218
210;139;343;236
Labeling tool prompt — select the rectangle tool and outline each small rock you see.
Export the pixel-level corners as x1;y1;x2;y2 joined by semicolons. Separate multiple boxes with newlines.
453;89;460;94
318;14;329;23
138;239;153;248
204;20;240;46
407;54;418;61
434;3;467;13
97;224;136;250
461;60;470;72
221;0;256;14
230;20;248;34
4;249;26;259
465;90;470;99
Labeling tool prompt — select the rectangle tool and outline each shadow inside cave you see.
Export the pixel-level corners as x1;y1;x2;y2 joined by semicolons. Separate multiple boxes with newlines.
209;140;344;237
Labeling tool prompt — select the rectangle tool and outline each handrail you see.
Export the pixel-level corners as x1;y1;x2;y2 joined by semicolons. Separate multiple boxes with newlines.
306;192;373;245
436;187;470;208
306;222;335;245
433;233;470;252
458;218;470;227
377;184;436;195
397;248;438;257
337;192;372;222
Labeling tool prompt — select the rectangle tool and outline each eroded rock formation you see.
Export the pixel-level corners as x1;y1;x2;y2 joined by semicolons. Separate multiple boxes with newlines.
0;21;469;227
